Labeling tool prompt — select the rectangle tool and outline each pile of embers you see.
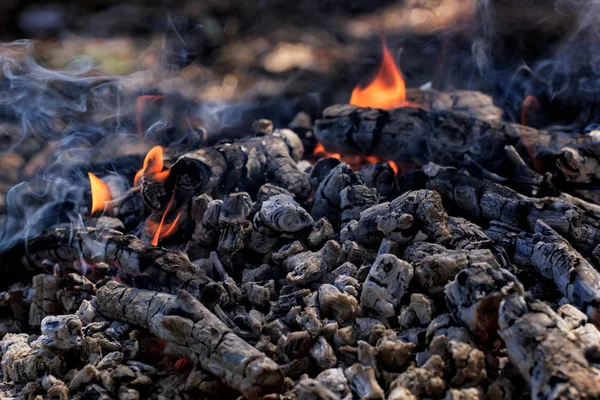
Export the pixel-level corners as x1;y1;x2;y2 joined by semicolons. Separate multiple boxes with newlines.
3;85;600;400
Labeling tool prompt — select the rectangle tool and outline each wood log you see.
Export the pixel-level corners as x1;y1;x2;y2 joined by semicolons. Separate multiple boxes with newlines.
311;163;363;228
0;228;221;305
95;282;284;399
350;189;451;248
257;194;313;233
425;164;600;259
167;129;310;199
315;104;600;193
499;293;600;399
486;220;600;325
445;264;523;341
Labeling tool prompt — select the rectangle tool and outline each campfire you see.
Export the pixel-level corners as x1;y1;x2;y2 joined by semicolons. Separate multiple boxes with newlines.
2;1;600;399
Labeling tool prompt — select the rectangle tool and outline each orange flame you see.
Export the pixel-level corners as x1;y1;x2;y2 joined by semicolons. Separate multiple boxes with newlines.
136;95;165;138
521;95;544;173
148;194;181;246
350;39;406;110
313;142;399;174
88;172;112;214
521;95;540;127
134;146;170;186
313;143;340;160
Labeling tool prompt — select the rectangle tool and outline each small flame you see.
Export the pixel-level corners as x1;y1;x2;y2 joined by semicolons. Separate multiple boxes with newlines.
136;95;165;138
521;95;540;127
134;145;169;186
88;172;112;214
313;142;340;159
350;39;406;110
148;194;181;246
521;95;543;173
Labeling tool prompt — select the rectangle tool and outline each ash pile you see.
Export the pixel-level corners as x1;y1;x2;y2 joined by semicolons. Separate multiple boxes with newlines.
2;85;600;400
3;2;600;399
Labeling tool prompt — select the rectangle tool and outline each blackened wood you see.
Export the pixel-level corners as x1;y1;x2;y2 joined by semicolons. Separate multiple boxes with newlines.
315;104;600;190
425;164;600;259
258;194;313;233
359;162;398;200
311;163;363;228
352;190;451;248
0;228;221;305
96;282;283;399
340;185;378;227
487;220;600;325
170;129;310;199
499;294;600;399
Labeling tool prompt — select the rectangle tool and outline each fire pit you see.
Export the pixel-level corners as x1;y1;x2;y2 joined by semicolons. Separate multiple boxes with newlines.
1;0;600;399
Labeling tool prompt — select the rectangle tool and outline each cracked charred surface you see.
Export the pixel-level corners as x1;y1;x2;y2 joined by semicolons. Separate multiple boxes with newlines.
95;281;284;399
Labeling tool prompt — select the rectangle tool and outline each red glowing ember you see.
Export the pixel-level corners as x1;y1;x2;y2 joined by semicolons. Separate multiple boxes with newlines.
88;172;112;214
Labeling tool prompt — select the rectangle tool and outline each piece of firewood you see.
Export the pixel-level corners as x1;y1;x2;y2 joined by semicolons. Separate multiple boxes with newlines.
0;228;221;305
445;263;523;341
499;294;600;399
95;282;283;399
315;104;600;192
167;129;310;199
29;274;64;328
425;164;600;259
311;163;363;228
487;220;600;325
350;189;452;248
257;194;313;233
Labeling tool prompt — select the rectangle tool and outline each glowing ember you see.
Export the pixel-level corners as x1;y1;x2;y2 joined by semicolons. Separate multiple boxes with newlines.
136;95;165;138
521;95;540;126
148;194;181;246
88;172;112;214
388;161;399;174
313;142;341;160
350;39;406;110
521;95;543;173
134;145;169;186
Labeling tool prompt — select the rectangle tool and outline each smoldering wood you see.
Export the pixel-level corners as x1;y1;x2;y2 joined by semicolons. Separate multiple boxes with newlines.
257;194;313;233
445;264;523;340
414;249;501;295
339;185;379;227
359;162;398;200
95;282;284;399
283;240;341;286
351;189;451;248
360;254;413;319
29;274;64;328
168;129;311;199
311;163;363;227
217;192;253;264
0;227;221;305
405;88;503;122
315;104;600;193
487;219;600;325
499;294;600;399
426;164;600;258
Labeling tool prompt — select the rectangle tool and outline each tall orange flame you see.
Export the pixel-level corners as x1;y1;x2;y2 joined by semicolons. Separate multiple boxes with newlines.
148;194;181;246
88;172;112;214
350;39;406;110
134;145;170;186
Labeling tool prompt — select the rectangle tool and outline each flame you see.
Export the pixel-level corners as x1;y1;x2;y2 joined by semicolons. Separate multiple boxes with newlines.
521;95;540;126
313;142;340;160
313;142;399;174
148;194;181;246
350;39;406;110
136;95;165;138
88;172;112;214
134;145;169;186
521;95;543;173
